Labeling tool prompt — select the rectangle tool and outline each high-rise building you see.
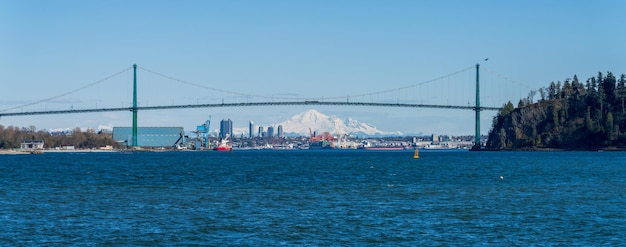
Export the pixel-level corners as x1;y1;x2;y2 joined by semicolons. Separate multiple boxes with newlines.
258;126;264;137
249;121;256;138
220;119;233;138
277;125;284;138
267;126;274;138
431;133;439;145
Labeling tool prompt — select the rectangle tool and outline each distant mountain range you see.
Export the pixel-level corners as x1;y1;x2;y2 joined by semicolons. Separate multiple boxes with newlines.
234;109;403;137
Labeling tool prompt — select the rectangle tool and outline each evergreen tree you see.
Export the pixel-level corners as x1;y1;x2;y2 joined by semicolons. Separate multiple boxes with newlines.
586;77;597;98
603;72;617;108
572;75;583;98
552;106;560;130
502;101;515;116
596;74;605;116
584;106;593;131
606;112;615;141
562;80;572;99
617;74;626;114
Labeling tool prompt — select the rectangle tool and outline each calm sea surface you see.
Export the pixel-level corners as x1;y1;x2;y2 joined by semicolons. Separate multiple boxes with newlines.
1;150;625;246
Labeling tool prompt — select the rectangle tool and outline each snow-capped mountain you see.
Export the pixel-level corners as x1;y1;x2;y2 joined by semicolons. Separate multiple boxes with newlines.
276;109;402;137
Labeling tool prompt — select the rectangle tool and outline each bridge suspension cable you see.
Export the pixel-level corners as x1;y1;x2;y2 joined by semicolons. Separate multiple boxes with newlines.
475;66;536;107
482;66;533;91
137;66;286;100
0;66;133;112
320;65;475;101
2;64;502;116
137;65;476;102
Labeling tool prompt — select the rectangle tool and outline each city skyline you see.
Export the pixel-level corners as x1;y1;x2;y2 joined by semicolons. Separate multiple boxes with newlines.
186;109;452;138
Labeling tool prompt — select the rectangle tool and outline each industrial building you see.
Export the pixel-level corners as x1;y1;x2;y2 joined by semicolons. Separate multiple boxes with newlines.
113;127;184;147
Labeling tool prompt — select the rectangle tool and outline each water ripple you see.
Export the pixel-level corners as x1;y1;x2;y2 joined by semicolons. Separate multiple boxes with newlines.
1;151;625;245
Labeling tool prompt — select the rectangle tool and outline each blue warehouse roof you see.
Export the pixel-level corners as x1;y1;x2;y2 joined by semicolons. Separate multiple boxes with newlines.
112;127;184;147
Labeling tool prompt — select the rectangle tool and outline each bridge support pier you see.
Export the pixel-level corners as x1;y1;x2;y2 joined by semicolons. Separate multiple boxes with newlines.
472;63;482;150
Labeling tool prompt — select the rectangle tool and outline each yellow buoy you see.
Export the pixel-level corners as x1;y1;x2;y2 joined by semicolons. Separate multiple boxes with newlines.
413;149;419;159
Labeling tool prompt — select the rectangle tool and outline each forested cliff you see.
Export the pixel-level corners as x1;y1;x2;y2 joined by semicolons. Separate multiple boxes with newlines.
486;72;626;150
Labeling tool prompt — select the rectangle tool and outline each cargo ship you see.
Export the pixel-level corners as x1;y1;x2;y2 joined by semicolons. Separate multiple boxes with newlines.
309;140;334;149
357;141;406;151
359;146;405;151
215;135;232;152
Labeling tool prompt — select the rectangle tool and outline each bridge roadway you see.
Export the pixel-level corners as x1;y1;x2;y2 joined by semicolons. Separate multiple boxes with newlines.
0;101;501;117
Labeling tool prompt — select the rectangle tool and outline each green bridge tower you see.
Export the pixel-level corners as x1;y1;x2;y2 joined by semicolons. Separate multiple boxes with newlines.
473;63;482;150
132;64;138;147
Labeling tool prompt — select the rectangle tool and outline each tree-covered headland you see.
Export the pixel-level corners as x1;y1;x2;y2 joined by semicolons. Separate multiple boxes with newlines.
487;72;626;150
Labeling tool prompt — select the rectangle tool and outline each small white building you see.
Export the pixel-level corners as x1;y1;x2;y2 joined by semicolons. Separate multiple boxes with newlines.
21;140;44;150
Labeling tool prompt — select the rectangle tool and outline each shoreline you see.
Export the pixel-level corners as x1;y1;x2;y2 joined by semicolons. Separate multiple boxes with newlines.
4;147;626;155
476;147;626;152
0;149;121;155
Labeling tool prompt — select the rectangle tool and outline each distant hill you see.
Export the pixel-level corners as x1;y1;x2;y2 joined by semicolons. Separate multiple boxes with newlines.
486;72;626;150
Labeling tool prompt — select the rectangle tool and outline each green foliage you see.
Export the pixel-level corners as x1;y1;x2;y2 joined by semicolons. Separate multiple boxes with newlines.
502;101;515;116
606;112;615;141
486;71;626;150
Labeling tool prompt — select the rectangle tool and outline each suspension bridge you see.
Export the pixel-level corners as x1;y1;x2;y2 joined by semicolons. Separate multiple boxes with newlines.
0;64;528;149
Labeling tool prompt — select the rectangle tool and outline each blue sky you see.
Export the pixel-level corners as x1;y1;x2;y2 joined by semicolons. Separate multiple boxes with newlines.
1;0;625;135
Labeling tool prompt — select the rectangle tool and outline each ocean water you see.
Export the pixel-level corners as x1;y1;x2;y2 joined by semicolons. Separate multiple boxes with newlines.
1;150;625;246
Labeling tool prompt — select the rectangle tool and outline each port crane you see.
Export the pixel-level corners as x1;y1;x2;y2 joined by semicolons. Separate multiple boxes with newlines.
195;115;211;149
309;128;335;148
172;133;187;149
